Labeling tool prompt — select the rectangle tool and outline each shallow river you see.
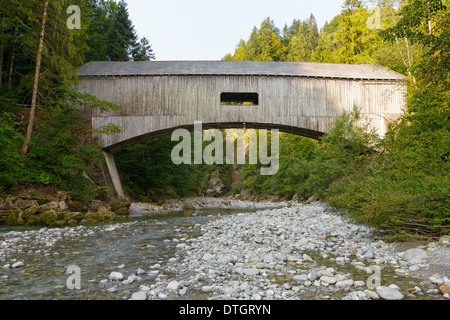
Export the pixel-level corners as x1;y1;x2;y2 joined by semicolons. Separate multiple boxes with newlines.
0;203;445;300
0;207;254;300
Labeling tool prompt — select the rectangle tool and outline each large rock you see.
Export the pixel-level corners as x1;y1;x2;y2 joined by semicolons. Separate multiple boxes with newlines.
21;206;40;220
402;248;427;263
439;235;450;246
182;201;195;211
5;211;25;226
39;210;60;226
305;195;318;204
110;197;131;216
0;197;38;211
439;282;450;295
68;200;88;212
25;215;41;226
63;212;84;224
205;170;227;197
39;202;60;214
6;209;41;226
84;210;115;222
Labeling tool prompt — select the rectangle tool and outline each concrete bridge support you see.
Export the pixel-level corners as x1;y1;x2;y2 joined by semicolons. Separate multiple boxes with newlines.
103;151;125;198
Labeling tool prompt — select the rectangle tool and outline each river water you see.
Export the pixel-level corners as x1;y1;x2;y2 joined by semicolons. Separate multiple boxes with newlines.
0;206;256;300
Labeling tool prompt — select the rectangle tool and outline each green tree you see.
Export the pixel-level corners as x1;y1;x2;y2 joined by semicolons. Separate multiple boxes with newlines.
105;0;138;61
132;37;156;61
286;15;319;62
0;112;25;191
382;0;449;132
27;105;104;200
332;0;378;63
85;0;153;62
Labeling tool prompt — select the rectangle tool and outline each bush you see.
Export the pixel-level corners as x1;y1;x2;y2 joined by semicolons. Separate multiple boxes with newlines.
26;106;104;200
0;112;26;192
328;123;450;238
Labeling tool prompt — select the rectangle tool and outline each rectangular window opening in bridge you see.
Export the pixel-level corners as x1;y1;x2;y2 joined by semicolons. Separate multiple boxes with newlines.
220;92;259;106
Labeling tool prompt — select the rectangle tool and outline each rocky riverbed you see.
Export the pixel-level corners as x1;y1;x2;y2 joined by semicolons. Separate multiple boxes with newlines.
0;199;449;300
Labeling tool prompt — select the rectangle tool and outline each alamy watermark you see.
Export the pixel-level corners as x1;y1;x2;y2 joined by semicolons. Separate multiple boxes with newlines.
171;121;279;176
66;265;81;290
67;5;81;30
366;265;382;289
367;7;382;30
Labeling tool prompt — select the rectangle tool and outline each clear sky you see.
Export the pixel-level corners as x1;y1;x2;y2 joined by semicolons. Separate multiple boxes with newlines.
125;0;346;61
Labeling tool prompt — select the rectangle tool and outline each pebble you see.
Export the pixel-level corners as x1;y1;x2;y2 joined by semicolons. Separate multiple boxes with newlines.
293;274;308;282
364;289;380;300
107;286;118;293
109;272;124;281
167;280;180;291
320;276;337;285
135;268;146;275
179;288;187;296
335;280;354;289
11;261;24;268
376;286;404;300
201;285;217;292
131;291;148;300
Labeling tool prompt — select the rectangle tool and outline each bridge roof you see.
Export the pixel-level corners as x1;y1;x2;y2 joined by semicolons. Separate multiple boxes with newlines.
77;61;408;81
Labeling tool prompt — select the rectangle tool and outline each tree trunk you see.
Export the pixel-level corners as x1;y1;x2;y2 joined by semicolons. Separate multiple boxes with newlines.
8;52;14;87
0;44;3;86
21;0;49;156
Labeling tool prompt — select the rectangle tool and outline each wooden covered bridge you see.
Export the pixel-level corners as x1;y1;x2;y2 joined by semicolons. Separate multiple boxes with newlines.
75;60;407;198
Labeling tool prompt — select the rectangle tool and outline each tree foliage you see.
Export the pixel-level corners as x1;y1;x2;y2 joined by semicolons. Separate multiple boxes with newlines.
0;0;156;199
222;1;449;238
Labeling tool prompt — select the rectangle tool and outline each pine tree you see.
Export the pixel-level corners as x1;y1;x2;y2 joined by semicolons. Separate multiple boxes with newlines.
84;0;110;62
286;14;319;62
256;18;286;61
106;0;138;61
332;1;377;63
132;37;156;61
21;0;48;156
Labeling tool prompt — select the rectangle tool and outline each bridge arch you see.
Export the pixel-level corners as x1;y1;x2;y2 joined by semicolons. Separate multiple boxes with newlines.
103;121;324;153
75;61;407;198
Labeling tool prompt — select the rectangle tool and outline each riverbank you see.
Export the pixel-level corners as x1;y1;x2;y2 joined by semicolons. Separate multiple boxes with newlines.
0;199;448;300
160;201;450;300
0;192;286;227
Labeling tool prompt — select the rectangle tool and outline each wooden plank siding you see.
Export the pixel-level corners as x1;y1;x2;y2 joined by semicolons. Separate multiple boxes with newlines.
74;61;407;152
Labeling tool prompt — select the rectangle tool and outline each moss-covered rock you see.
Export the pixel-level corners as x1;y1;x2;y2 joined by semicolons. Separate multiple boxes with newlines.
53;220;68;227
65;219;79;226
110;197;131;216
84;210;115;222
68;200;88;213
25;215;41;226
5;211;25;226
39;202;60;214
21;206;40;220
39;210;59;226
113;207;129;216
63;212;84;223
182;201;195;211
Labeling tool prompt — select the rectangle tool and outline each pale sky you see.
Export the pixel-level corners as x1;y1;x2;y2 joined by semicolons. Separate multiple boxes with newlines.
125;0;346;61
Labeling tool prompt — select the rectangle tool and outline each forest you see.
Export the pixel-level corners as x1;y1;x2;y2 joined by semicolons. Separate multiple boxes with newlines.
0;0;448;239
